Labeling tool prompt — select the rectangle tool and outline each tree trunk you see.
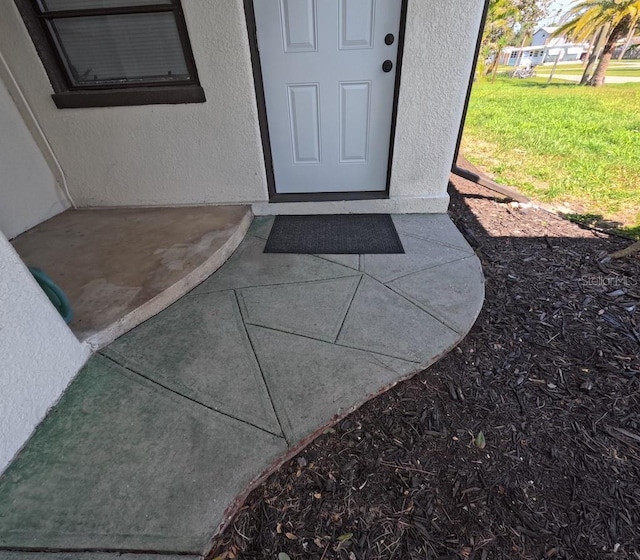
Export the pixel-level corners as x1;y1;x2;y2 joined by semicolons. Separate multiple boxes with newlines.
485;51;498;76
581;23;609;85
546;54;561;85
491;47;503;82
617;16;639;60
589;35;616;86
514;33;528;69
583;31;596;66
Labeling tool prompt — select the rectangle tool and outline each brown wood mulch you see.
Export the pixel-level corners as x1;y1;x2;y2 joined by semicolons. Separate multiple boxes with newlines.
209;172;640;560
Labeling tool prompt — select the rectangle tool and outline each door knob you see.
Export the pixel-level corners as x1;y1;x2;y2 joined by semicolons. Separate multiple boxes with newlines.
382;60;393;72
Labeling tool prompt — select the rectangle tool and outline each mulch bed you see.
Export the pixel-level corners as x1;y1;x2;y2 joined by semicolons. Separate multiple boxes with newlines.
209;169;640;560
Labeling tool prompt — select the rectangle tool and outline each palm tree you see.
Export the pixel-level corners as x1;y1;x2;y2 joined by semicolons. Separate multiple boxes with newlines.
617;1;640;58
555;0;640;86
482;0;519;77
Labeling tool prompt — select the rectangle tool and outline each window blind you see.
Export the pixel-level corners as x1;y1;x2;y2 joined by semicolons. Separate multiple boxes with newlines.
39;0;171;11
49;12;190;85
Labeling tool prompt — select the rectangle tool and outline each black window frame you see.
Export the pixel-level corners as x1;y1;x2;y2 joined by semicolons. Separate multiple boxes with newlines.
14;0;205;108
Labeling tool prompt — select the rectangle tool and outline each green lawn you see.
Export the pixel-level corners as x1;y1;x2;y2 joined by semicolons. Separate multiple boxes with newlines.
461;77;640;238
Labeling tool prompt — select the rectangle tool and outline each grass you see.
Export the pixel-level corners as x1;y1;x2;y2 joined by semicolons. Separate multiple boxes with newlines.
461;77;640;238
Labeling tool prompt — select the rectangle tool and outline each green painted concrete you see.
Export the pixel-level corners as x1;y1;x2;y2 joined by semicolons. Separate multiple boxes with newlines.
0;355;285;553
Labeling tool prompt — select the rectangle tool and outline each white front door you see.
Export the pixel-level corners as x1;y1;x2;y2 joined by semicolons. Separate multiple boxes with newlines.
253;0;403;195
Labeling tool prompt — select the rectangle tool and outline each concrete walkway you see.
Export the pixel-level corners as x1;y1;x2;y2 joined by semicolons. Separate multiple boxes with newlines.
0;215;484;560
544;73;640;83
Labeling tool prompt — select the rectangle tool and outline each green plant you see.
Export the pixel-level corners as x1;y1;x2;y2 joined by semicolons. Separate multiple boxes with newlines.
461;78;640;238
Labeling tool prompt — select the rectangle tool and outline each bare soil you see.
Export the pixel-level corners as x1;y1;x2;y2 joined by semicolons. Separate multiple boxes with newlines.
209;166;640;560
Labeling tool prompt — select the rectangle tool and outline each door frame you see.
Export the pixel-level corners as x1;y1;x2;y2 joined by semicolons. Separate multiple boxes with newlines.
243;0;409;203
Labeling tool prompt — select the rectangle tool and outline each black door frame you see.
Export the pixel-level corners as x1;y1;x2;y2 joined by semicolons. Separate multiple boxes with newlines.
243;0;409;203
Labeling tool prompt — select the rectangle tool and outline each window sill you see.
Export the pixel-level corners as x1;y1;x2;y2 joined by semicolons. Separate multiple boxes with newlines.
51;84;206;109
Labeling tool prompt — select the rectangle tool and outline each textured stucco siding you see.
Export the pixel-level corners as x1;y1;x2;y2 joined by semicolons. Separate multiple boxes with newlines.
0;73;68;239
0;1;269;207
0;0;483;209
0;232;90;473
389;0;486;201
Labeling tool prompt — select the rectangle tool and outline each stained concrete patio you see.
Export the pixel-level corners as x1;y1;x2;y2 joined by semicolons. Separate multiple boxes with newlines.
11;206;252;349
0;215;484;560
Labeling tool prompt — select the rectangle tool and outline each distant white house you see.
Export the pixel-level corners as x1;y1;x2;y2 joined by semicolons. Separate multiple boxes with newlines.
500;26;588;66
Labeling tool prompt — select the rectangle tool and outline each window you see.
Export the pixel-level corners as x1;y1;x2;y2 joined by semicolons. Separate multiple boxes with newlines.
15;0;204;108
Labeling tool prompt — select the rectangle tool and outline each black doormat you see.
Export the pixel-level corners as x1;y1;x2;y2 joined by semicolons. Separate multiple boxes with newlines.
264;214;404;254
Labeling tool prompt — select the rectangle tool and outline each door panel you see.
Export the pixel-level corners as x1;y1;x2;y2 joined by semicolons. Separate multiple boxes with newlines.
287;84;321;164
280;0;317;52
339;81;370;163
339;0;375;50
254;0;402;194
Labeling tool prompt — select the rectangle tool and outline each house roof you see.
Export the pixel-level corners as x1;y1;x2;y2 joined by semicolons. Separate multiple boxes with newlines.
536;26;559;34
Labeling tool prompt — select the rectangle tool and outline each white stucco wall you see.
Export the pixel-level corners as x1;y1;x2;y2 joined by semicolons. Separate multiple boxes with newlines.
0;1;269;208
0;72;68;239
0;0;483;210
0;232;90;473
389;0;486;203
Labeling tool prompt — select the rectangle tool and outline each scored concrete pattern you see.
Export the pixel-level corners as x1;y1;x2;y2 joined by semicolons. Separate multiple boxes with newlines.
336;276;461;361
247;325;416;443
0;214;484;559
104;291;281;434
237;275;361;342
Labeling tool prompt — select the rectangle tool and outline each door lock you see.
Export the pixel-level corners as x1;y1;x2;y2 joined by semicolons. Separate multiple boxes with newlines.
382;60;393;73
385;33;395;45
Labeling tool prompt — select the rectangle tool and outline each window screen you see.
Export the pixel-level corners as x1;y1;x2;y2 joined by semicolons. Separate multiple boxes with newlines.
48;13;189;86
33;0;197;89
38;0;170;9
